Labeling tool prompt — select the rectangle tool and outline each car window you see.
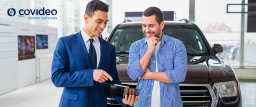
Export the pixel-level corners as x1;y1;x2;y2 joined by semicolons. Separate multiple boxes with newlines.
109;24;209;55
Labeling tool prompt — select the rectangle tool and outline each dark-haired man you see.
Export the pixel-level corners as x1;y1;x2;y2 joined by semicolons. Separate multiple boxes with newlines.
127;7;187;107
51;0;138;107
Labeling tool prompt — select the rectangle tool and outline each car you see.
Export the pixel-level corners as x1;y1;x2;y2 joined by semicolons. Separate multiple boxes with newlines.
106;19;242;107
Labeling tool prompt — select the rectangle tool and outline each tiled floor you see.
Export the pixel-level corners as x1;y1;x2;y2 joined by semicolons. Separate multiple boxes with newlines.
240;80;256;107
0;79;63;107
0;79;255;107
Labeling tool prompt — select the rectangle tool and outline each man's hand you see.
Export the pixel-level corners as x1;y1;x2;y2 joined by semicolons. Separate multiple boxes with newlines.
122;95;139;106
146;37;158;52
93;69;113;83
140;68;152;80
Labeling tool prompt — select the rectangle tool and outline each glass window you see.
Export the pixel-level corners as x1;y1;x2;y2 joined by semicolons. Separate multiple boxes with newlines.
244;33;256;67
163;25;209;55
109;24;209;55
109;25;145;52
195;0;242;67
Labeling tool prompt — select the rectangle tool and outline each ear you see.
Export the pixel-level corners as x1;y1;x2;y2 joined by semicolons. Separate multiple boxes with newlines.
160;21;164;29
84;14;89;23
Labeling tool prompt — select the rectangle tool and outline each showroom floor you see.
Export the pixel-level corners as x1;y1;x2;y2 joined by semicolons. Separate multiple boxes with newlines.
0;79;255;107
240;80;256;107
0;79;63;107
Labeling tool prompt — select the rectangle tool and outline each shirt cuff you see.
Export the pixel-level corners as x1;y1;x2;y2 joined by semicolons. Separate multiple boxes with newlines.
165;70;173;83
128;60;146;80
135;60;146;73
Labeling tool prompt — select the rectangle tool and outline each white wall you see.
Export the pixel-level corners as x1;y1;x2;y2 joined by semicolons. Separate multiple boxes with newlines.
34;25;49;82
0;20;18;95
34;26;58;82
35;26;57;82
36;54;53;81
235;68;256;80
0;20;58;95
16;23;37;88
48;27;58;54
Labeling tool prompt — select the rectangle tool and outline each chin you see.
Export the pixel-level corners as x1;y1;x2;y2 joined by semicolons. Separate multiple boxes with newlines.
92;33;100;37
147;35;157;38
144;33;157;38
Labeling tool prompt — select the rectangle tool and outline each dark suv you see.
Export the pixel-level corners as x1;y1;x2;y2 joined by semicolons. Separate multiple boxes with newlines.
106;19;242;107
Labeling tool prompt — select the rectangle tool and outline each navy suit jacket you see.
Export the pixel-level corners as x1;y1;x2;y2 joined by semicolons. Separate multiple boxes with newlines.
51;31;124;107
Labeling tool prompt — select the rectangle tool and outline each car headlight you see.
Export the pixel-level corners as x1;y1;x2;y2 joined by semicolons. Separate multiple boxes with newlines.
213;80;239;98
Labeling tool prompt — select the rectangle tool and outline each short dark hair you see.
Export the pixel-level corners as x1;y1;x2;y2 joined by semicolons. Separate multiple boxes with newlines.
85;0;109;17
142;7;164;25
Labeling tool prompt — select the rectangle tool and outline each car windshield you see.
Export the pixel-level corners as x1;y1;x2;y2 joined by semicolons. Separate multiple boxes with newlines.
109;24;209;55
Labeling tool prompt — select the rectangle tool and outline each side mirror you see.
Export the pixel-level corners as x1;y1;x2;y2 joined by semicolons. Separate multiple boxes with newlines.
212;44;223;54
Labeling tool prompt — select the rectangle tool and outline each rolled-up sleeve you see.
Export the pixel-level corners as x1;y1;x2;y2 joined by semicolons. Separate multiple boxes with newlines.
165;41;187;83
127;42;146;81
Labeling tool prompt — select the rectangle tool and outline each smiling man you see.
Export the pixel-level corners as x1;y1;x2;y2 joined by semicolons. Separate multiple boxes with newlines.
127;7;187;107
51;0;138;107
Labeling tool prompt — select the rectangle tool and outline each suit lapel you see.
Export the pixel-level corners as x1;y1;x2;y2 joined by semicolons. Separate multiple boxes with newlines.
98;37;106;69
75;31;91;68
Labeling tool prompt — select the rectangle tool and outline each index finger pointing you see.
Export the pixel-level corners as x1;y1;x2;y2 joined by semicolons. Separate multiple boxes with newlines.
103;72;113;81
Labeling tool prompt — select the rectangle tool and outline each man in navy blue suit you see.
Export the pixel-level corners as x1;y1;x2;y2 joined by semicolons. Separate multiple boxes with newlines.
51;0;138;107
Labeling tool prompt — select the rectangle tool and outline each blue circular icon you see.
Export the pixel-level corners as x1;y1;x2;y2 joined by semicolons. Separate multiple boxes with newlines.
7;8;16;16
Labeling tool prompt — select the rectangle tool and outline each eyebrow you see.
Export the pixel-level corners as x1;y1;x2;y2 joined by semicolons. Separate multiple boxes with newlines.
142;24;155;26
96;19;109;22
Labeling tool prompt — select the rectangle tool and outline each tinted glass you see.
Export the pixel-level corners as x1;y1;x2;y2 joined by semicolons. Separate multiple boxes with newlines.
109;24;209;55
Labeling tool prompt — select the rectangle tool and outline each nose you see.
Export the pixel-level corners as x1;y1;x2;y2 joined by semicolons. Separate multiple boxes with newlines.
144;26;150;33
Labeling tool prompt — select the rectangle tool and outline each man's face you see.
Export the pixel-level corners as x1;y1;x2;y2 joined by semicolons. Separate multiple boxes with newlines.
142;15;164;38
84;10;108;37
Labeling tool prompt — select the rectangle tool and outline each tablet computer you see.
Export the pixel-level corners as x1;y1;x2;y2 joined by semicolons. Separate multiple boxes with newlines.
102;83;138;98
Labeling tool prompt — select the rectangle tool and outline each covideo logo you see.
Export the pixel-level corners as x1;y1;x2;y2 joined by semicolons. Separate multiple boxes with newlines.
7;7;58;20
7;7;57;16
7;8;16;16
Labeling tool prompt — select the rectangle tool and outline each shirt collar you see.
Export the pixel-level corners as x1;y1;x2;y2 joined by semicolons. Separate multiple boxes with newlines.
81;30;99;43
144;32;167;45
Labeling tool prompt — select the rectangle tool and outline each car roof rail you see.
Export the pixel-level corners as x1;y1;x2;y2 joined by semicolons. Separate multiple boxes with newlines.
122;19;132;23
179;19;190;23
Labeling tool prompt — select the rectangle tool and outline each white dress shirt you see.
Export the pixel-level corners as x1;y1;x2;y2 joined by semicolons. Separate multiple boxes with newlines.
81;30;101;68
151;42;161;107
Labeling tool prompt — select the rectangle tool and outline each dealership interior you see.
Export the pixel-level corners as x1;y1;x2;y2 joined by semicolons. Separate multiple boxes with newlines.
0;0;256;107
